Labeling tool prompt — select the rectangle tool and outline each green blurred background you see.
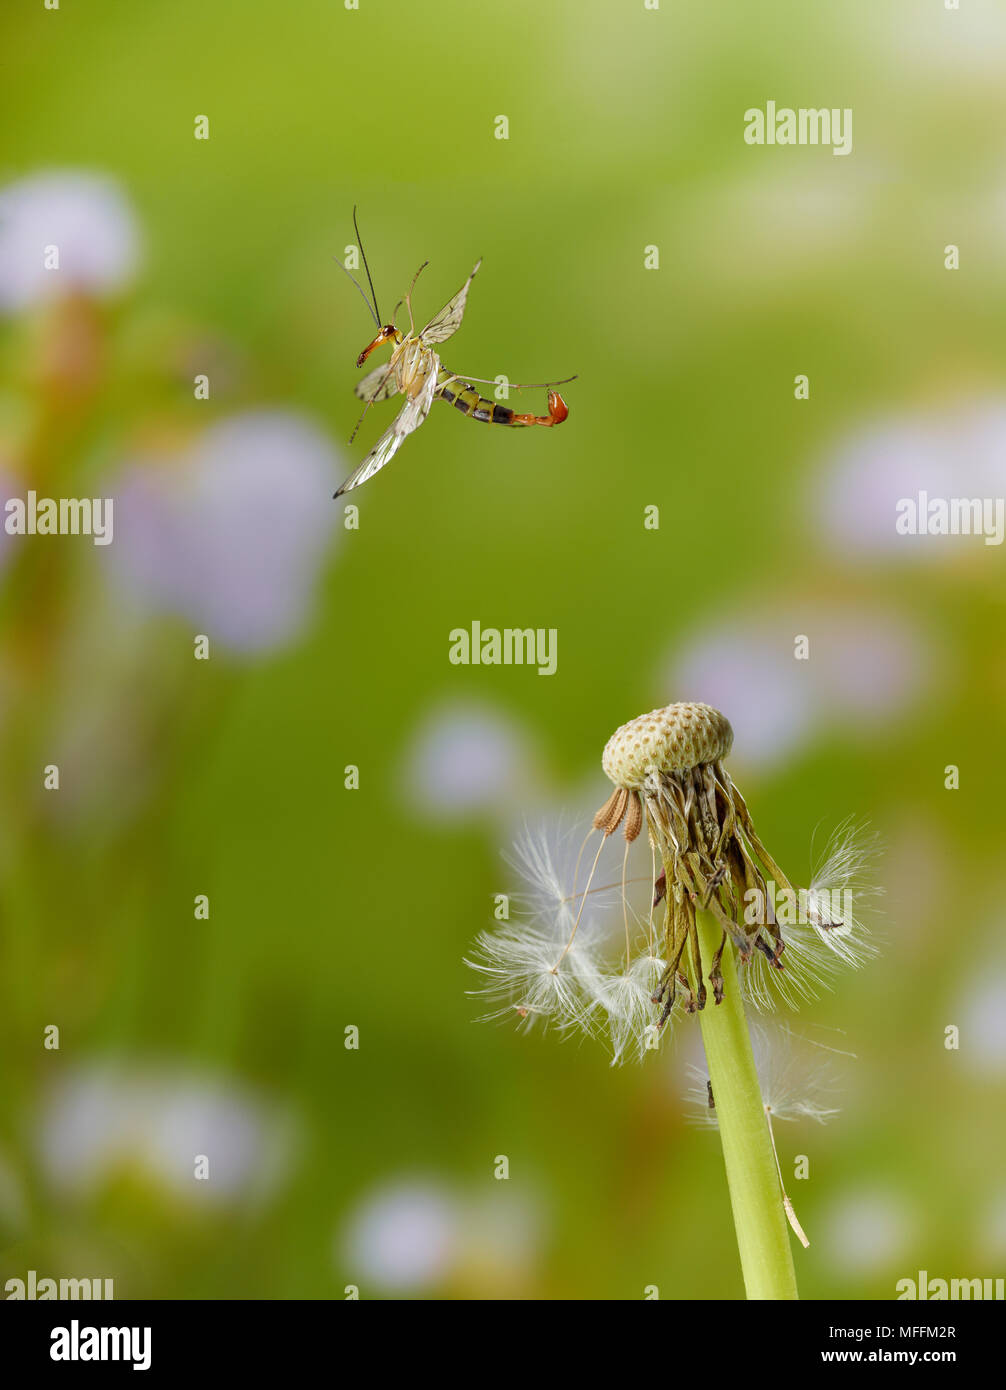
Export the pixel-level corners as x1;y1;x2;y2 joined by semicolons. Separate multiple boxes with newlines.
1;0;1005;1299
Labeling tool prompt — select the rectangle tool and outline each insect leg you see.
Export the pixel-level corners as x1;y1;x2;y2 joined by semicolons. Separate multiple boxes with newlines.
443;373;578;390
399;260;429;334
348;397;376;447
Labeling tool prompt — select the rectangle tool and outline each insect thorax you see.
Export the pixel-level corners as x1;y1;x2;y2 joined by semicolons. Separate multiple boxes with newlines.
397;338;436;396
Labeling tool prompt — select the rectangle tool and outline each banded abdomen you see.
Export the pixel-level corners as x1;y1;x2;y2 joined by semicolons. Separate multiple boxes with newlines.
435;369;569;428
436;370;514;424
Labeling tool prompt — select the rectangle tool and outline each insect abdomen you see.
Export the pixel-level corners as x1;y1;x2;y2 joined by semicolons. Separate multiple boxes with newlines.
436;372;514;425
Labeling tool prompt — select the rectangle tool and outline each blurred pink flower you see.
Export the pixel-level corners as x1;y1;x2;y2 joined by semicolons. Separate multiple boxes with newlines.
0;171;140;313
103;412;341;654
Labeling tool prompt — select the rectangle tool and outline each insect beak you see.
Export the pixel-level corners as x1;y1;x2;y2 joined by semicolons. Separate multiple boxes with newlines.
356;325;396;368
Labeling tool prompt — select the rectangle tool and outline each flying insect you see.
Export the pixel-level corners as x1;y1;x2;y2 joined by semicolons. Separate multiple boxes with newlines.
334;211;575;498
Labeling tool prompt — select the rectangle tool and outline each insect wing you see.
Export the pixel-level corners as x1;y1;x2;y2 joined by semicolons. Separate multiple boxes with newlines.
354;361;401;403
419;259;482;345
334;362;438;497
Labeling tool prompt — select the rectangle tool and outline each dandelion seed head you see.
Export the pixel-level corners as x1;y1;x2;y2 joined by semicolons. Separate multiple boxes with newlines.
602;702;733;788
468;703;879;1063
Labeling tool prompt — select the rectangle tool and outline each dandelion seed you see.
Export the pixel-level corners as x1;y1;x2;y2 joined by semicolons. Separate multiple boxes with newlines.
467;822;658;1058
685;1022;846;1128
600;952;669;1065
465;918;607;1037
743;819;881;1011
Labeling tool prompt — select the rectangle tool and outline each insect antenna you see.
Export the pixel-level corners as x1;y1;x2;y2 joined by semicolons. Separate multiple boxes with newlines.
353;205;382;324
335;258;379;327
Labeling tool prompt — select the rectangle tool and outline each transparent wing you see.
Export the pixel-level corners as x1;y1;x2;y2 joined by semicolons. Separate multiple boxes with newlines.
334;362;438;497
354;361;401;403
420;259;482;345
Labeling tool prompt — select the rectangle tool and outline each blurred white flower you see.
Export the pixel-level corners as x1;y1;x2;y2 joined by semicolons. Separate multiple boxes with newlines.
0;171;140;313
337;1177;544;1295
36;1062;294;1206
103;412;340;654
673;623;816;769
339;1179;461;1293
956;966;1006;1076
814;399;1006;561
812;610;923;720
399;700;539;821
820;1187;913;1275
865;0;1006;78
667;602;927;771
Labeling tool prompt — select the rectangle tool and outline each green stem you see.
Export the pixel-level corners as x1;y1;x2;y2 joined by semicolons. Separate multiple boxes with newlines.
693;909;799;1300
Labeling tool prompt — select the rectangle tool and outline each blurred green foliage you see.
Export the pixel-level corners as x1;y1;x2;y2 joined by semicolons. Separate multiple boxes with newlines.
1;0;1004;1299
